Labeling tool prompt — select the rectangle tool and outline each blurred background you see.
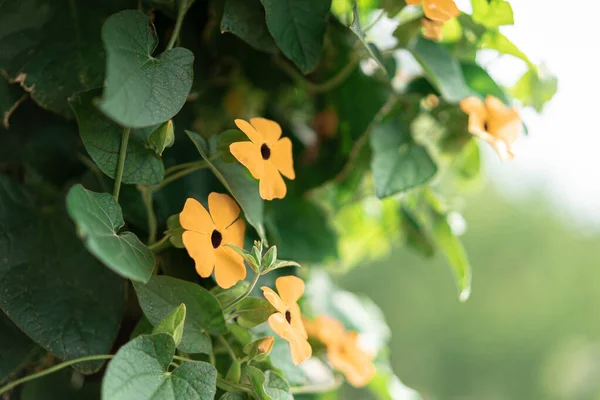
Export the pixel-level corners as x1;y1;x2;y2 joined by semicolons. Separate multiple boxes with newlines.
338;1;600;399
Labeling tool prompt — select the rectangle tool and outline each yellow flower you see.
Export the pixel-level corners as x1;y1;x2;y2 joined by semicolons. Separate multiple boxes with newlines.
460;95;522;161
421;17;444;41
229;118;295;200
407;0;459;22
305;315;376;387
179;193;246;289
261;276;312;365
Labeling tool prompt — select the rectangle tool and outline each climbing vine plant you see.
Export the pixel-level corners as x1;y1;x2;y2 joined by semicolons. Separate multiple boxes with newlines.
0;0;555;399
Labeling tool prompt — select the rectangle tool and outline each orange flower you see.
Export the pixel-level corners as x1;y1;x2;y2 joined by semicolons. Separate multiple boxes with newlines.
460;95;522;161
257;336;275;354
261;276;311;365
407;0;459;22
229;118;295;200
306;315;376;387
180;193;246;289
421;17;444;41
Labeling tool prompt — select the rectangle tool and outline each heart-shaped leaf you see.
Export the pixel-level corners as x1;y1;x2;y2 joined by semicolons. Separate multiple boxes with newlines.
221;0;278;54
70;90;165;185
133;276;227;354
98;10;194;128
370;118;437;198
152;303;186;347
260;0;331;74
66;184;155;282
0;177;125;374
102;333;217;400
185;130;266;241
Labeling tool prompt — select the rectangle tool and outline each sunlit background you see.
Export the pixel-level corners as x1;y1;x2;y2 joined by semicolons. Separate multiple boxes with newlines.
339;1;600;399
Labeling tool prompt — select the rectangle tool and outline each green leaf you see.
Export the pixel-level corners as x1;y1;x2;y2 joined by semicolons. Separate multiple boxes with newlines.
217;129;250;163
148;120;175;156
66;184;155;282
409;37;471;103
130;315;154;340
226;359;242;383
0;0;126;117
220;393;249;400
70;90;165;185
98;10;194;128
185;130;266;241
261;246;277;271
212;280;250;308
380;0;407;17
246;366;293;400
400;207;435;258
260;0;332;74
0;177;125;374
235;297;276;328
225;244;260;273
261;259;302;275
511;67;558;113
102;333;217;400
0;312;36;383
269;198;338;263
370;118;437;198
221;0;278;54
471;0;514;28
479;31;531;65
133;276;227;354
152;303;186;346
430;211;471;302
166;214;185;248
461;62;509;104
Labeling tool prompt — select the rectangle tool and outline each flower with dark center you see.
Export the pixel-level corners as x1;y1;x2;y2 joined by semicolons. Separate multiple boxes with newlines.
180;193;246;288
260;143;271;160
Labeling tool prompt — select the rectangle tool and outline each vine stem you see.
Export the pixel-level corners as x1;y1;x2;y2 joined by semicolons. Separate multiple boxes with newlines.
333;95;397;183
113;127;130;201
140;186;157;244
151;161;208;192
0;355;114;396
218;336;237;360
148;234;171;253
166;0;187;50
223;272;261;312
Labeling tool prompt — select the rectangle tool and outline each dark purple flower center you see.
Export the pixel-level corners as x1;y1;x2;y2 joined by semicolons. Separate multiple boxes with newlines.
285;310;292;324
211;229;222;249
260;143;271;160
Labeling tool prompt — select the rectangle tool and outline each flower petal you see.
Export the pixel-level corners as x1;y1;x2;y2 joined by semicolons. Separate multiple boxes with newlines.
214;246;246;288
235;118;263;144
250;117;282;144
460;96;486;116
268;313;311;365
180;198;214;234
271;137;295;179
208;192;240;231
259;162;287;200
182;231;215;278
423;0;459;21
261;287;287;315
276;275;305;305
223;217;246;249
289;303;307;339
230;141;264;180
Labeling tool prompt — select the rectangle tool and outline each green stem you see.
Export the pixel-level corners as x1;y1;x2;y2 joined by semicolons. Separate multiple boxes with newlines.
275;54;360;93
148;235;171;253
223;272;260;311
113;127;130;201
0;355;114;396
218;336;237;360
152;162;208;192
140;186;157;244
166;0;187;50
164;160;207;176
363;9;385;32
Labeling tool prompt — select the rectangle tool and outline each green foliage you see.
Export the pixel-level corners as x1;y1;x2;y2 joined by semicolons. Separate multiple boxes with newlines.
102;333;217;400
66;184;155;282
0;0;556;398
98;10;194;128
